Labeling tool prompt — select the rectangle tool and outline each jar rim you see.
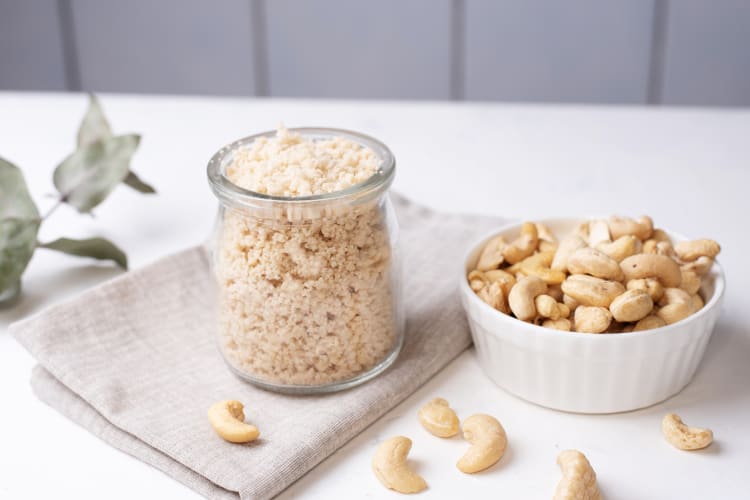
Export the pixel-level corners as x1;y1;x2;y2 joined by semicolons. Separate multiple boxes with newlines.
207;127;396;208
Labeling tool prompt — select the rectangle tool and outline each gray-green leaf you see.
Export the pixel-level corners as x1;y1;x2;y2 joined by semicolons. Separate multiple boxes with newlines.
0;158;40;292
54;134;140;213
39;237;127;269
123;170;156;194
77;94;112;148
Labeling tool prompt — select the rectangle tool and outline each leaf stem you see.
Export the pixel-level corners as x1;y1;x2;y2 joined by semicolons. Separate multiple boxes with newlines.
42;196;65;221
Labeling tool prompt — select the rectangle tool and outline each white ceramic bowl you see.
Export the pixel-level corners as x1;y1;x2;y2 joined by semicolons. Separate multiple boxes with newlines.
460;218;725;414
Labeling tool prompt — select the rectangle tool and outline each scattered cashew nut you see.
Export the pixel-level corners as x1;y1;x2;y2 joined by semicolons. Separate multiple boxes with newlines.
207;400;260;443
662;413;713;450
456;414;507;474
418;398;460;438
372;436;427;494
553;450;602;500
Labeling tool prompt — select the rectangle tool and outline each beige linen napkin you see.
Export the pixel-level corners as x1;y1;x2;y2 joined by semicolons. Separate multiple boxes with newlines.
11;195;506;500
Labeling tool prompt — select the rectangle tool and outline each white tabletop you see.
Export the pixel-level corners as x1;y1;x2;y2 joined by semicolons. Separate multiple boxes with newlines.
1;93;748;499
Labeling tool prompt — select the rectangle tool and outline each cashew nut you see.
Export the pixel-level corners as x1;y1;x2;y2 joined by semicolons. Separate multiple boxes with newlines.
681;255;714;276
657;302;692;325
655;287;700;324
552;234;587;272
567;247;624;281
651;228;672;243
654;241;677;258
680;269;702;295
207;400;260;443
483;269;517;297
626;277;664;302
536;222;558;253
587;219;611;247
563;294;580;312
658;287;692;307
476;235;507;271
662;413;713;451
609;289;653;322
502;222;538;264
674;239;721;262
542;318;572;331
620;254;682;288
553;450;602;500
633;314;666;331
574;306;612;333
608;215;653;240
691;293;704;312
418;398;460;438
596;235;641;262
561;274;625;307
547;284;564;301
477;281;508;314
372;436;427;493
515;251;566;285
467;270;486;292
508;276;547;321
456;414;507;474
535;294;570;320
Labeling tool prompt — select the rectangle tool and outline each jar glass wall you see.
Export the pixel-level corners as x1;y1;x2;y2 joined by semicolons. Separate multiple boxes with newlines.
207;128;403;394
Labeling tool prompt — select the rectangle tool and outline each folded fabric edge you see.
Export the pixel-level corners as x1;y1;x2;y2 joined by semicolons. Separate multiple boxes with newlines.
30;365;237;500
7;245;208;338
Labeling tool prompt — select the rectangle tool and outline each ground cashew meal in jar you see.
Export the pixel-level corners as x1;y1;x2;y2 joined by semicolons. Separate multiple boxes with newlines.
215;127;398;387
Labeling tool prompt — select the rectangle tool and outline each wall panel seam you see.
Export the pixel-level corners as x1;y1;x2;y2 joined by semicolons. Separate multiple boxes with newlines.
647;0;669;105
57;0;81;91
450;0;465;100
251;0;269;96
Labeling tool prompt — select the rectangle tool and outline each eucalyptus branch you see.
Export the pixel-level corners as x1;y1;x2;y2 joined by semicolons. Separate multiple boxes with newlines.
0;94;155;303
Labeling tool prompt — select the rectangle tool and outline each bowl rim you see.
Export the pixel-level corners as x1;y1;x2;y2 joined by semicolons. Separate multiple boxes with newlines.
460;217;726;341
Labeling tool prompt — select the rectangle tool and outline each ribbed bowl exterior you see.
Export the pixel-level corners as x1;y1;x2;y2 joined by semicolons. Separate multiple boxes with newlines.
460;219;725;414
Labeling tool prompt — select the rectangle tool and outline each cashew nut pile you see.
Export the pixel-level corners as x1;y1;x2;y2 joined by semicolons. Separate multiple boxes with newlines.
207;400;260;443
468;217;721;333
662;413;713;450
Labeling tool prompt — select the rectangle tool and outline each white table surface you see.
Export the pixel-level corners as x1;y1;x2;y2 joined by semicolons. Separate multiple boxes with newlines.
1;93;749;499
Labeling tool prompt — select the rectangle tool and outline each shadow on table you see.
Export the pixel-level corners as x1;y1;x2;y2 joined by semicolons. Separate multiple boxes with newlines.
0;264;122;328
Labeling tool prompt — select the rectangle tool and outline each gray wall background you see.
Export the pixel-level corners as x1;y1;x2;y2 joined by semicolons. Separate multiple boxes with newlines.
1;0;749;106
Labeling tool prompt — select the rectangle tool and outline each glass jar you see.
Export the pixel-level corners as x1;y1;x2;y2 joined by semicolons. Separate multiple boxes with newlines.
207;128;403;394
